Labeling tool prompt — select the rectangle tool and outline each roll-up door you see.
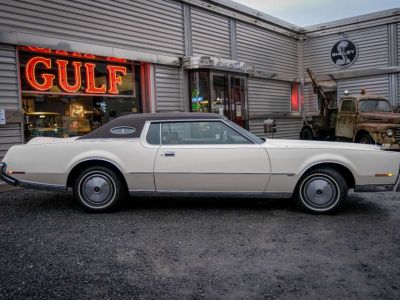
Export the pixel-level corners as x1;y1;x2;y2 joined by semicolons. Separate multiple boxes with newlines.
248;78;301;139
0;44;22;161
155;66;183;112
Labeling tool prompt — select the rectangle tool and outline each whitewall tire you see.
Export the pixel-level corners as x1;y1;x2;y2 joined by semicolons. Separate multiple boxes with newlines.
295;168;348;214
73;166;125;212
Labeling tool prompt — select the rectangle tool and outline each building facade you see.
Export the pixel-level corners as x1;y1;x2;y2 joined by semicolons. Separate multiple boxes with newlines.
0;0;399;160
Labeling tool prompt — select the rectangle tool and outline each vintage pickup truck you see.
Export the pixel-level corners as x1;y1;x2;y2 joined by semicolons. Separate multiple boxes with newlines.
300;69;400;150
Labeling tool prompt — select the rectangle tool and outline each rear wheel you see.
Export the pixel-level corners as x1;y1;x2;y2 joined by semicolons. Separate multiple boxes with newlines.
300;127;314;140
73;166;125;212
295;168;348;214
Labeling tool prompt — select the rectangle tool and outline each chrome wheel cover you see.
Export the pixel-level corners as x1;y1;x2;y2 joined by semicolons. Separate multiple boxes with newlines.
78;171;116;208
300;173;340;211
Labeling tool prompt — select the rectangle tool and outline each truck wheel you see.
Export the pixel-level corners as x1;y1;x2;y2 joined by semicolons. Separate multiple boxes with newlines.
358;133;374;144
295;168;348;214
73;166;125;212
300;127;314;140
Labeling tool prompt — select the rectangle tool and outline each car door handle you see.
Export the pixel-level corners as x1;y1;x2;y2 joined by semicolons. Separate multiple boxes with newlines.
162;151;175;157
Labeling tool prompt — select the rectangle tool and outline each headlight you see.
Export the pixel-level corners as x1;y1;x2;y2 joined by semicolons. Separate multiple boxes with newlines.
386;128;394;137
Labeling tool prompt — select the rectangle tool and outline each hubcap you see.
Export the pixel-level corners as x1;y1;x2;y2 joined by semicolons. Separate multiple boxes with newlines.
81;173;115;206
301;175;338;209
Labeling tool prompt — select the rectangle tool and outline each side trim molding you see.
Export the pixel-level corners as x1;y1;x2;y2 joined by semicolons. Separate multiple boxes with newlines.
129;190;293;199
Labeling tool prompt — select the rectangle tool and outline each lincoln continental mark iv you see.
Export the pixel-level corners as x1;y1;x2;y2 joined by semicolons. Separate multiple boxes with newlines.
1;113;399;214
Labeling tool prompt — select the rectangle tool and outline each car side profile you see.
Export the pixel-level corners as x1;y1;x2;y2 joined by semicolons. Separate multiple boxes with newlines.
1;113;399;214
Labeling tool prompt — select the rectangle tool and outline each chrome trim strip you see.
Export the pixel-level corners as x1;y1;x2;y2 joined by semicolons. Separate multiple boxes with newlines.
153;172;270;175
129;190;292;199
354;184;395;193
17;180;70;192
271;173;296;176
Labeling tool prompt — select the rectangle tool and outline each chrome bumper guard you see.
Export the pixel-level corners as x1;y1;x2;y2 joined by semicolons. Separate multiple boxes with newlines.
0;162;18;186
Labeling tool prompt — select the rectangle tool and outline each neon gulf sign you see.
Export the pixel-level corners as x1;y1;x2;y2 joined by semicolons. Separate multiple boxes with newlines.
20;46;130;95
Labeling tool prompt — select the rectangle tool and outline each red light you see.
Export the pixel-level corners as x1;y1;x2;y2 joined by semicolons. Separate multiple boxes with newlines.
291;83;299;112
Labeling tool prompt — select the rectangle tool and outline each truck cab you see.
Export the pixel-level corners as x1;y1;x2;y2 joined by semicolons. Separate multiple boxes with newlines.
336;94;400;149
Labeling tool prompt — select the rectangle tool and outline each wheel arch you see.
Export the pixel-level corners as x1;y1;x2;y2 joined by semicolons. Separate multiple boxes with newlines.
298;162;356;189
66;159;128;191
354;129;371;142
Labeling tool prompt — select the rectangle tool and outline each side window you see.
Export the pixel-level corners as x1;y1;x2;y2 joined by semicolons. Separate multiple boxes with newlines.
341;100;356;112
146;123;160;145
161;121;252;145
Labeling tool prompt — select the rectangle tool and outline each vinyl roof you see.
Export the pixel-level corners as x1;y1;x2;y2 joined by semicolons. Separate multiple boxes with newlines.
79;113;226;139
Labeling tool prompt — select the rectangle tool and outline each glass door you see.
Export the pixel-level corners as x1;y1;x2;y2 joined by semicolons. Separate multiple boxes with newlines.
211;73;246;127
189;70;248;128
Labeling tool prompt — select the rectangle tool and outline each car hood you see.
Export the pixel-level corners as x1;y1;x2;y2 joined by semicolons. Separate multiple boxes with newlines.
265;139;382;151
359;112;400;124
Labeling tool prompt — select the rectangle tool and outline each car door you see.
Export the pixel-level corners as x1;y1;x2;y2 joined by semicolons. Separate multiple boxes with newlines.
151;120;271;193
336;98;358;139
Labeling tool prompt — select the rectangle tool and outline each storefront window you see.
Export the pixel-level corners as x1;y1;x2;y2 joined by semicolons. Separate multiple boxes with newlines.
18;46;140;141
189;70;210;112
189;70;248;129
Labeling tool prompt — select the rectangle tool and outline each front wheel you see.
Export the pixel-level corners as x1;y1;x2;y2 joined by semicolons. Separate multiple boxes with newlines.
73;166;125;212
357;133;374;144
295;168;348;214
300;127;314;140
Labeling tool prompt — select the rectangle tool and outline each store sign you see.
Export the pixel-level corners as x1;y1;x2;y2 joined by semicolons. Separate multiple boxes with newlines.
330;39;358;68
183;56;254;73
20;46;130;95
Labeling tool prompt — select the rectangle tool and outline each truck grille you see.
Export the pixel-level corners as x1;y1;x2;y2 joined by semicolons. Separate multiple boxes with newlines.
397;127;400;143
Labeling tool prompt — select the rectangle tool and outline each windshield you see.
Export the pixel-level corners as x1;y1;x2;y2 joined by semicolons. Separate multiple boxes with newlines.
359;99;392;113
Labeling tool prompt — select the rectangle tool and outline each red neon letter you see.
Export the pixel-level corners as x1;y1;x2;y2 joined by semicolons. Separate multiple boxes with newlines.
56;60;82;93
25;46;51;54
54;49;69;56
25;57;55;91
107;65;127;94
84;63;106;94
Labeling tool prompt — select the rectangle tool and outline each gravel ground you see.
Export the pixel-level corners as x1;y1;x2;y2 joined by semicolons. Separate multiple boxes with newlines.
0;188;399;299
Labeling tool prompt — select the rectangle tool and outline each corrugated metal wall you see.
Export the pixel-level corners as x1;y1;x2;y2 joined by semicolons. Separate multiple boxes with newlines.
304;25;388;75
249;119;303;140
248;78;291;113
155;65;183;112
337;75;389;99
248;78;302;139
0;0;184;57
0;44;22;161
398;23;400;106
191;8;231;58
236;23;299;77
304;84;318;116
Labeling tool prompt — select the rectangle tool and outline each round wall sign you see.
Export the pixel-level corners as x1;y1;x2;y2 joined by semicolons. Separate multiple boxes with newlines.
330;39;358;68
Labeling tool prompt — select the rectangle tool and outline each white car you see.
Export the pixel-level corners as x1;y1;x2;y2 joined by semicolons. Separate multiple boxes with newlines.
1;113;399;214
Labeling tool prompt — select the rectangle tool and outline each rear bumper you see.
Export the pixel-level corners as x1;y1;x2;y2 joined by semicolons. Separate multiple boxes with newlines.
0;162;18;186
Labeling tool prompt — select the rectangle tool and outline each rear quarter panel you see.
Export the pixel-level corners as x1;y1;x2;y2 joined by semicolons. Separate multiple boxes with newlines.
3;139;157;190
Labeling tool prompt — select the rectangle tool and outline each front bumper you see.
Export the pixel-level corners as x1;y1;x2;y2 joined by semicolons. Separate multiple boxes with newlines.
0;162;18;186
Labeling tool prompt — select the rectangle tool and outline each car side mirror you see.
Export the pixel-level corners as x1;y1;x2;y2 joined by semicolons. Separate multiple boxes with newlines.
260;137;266;142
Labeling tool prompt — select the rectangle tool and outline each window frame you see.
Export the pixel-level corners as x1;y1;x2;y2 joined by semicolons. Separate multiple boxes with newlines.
340;99;357;113
144;119;261;146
